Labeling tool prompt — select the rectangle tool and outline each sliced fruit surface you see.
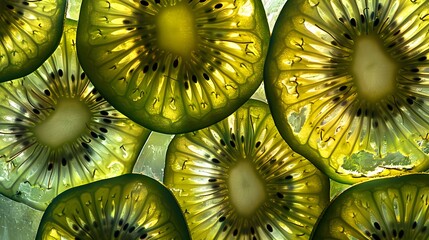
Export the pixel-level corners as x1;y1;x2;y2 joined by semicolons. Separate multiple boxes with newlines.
164;99;330;239
264;0;429;183
77;0;270;134
311;173;429;239
0;0;66;82
0;19;150;210
36;173;191;240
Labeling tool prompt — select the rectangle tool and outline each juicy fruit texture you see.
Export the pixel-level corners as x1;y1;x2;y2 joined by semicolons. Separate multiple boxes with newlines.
0;0;67;82
164;99;330;239
0;20;150;210
36;174;191;240
77;0;270;134
264;0;429;183
311;173;429;239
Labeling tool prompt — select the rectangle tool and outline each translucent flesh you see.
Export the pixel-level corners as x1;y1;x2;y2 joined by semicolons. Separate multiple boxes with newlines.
0;0;66;82
265;0;429;183
36;174;191;240
0;20;150;210
164;99;330;239
311;173;429;239
77;0;270;133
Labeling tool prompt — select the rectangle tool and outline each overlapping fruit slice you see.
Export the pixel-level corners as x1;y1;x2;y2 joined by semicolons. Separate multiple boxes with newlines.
311;173;429;239
0;0;66;82
164;99;330;239
36;174;191;240
0;19;150;210
265;0;429;183
76;0;270;133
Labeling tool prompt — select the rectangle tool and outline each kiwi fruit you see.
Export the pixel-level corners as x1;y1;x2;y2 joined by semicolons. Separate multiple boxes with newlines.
164;99;330;239
36;173;191;240
311;173;429;239
0;19;150;210
0;0;67;82
76;0;270;134
264;0;429;183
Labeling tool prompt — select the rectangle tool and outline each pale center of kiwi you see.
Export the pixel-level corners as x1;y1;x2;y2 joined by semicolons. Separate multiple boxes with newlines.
156;2;197;59
33;99;91;148
352;35;398;102
227;160;266;217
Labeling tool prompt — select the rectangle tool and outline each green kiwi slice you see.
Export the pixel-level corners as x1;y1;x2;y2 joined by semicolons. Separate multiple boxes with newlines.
311;173;429;239
0;19;150;210
164;99;330;239
264;0;429;183
0;0;66;82
76;0;270;134
36;173;191;240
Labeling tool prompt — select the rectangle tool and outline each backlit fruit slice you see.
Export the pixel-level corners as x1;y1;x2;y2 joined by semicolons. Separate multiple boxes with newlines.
76;0;270;134
311;173;429;239
0;19;150;210
264;0;429;183
36;174;191;240
164;99;330;239
0;0;66;82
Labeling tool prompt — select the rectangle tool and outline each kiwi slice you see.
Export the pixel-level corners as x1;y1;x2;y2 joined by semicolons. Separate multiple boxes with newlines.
264;0;429;183
76;0;270;134
0;0;67;82
311;173;429;239
164;99;330;239
0;19;150;210
36;173;191;240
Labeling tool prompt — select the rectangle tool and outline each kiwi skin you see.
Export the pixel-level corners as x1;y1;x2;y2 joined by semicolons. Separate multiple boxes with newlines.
76;0;270;134
264;0;429;184
311;173;429;239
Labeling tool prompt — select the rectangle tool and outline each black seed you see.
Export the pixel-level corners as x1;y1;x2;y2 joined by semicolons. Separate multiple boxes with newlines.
344;33;352;40
393;30;400;36
220;139;226;146
23;2;29;6
96;96;103;102
71;74;76;81
203;73;210;80
140;0;149;6
412;221;417;229
411;68;419;73
350;18;357;27
143;65;149;73
283;205;290;211
413;77;421;81
223;225;228;232
82;142;90;149
392;229;397;237
212;184;220;189
114;230;120;238
331;41;338;46
356;108;362;117
61;158;67;166
212;158;220;163
360;14;365;22
398;229;404;238
251;227;255;235
215;3;223;8
276;192;284;199
128;226;136;233
152;62;158;71
388;42;396;48
72;224;79;231
80;73;86;80
6;5;14;10
374;222;381;230
208;178;217;182
123;19;131;24
266;224;273;232
339;86;347;91
33;109;40;115
173;59;179;68
233;229;238;236
255;141;261;148
372;234;381;240
123;223;129;231
374;18;380;27
332;97;340;102
387;104;393;111
103;118;112;124
84;155;91;162
184;81;189;90
47;162;53;171
365;230;371;237
50;72;56;79
100;110;108;116
418;56;427;62
219;216;226;222
200;0;206;2
99;135;106;141
91;132;98;138
44;89;51;96
407;97;414;105
100;127;108;133
373;121;379;128
285;175;293;180
93;221;98;228
58;69;63;77
92;88;98;95
192;75;198;83
230;140;236;148
155;0;160;3
339;17;345;23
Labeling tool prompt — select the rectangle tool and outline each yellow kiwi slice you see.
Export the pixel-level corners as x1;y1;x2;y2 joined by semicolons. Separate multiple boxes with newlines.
76;0;270;134
265;0;429;183
164;99;330;239
0;0;66;82
36;174;191;240
311;173;429;239
0;19;150;210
